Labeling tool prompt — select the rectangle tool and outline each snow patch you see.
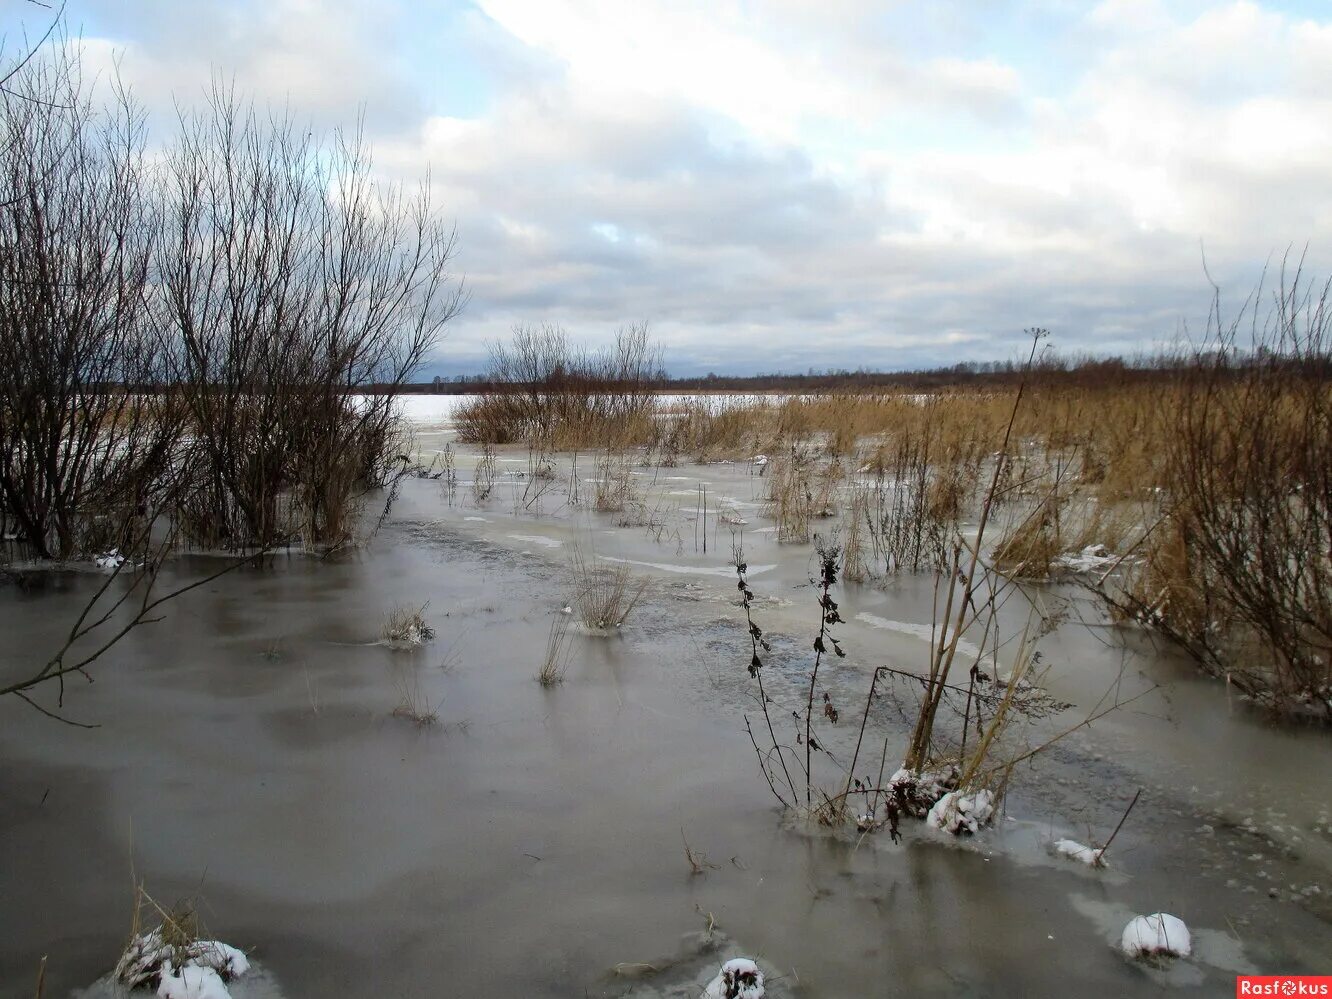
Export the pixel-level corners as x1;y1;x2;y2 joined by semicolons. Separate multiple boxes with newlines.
888;766;956;817
386;624;431;648
95;549;125;571
704;958;764;998
507;534;562;549
157;962;232;999
1121;913;1191;959
116;932;249;997
1055;839;1106;867
856;614;981;659
927;788;995;835
1053;544;1121;574
597;555;774;577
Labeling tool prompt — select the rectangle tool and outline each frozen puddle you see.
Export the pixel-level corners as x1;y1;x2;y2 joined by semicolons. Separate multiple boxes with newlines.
855;612;981;659
598;556;775;577
1069;894;1257;985
508;534;563;549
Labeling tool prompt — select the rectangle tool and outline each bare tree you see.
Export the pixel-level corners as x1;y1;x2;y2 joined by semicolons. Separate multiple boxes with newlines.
0;36;177;560
156;82;465;550
1;40;465;720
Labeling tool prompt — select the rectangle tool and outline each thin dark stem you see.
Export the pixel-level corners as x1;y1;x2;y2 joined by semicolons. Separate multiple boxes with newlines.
744;716;789;807
1097;787;1142;862
805;570;832;806
842;665;886;806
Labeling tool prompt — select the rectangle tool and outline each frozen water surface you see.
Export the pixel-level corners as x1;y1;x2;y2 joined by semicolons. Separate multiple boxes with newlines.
2;413;1331;997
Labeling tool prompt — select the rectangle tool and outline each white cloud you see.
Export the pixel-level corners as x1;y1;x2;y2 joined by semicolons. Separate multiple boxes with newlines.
13;0;1332;372
68;0;421;131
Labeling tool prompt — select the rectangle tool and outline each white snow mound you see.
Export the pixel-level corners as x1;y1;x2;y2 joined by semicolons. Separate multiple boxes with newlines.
95;549;125;571
1120;912;1191;958
157;961;232;999
115;931;249;995
1053;544;1119;574
704;957;765;998
1055;839;1106;867
927;788;995;835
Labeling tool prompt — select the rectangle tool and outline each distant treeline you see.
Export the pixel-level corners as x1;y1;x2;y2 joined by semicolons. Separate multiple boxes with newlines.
388;348;1332;395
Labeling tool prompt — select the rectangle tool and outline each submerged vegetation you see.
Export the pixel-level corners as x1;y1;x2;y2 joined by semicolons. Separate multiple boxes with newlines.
569;546;649;632
537;614;573;686
451;302;1332;722
382;603;435;648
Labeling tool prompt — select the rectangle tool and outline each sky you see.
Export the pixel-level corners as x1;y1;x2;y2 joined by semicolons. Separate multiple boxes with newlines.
5;0;1332;376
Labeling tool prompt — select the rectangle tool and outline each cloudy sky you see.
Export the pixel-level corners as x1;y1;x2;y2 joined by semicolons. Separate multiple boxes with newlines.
8;0;1332;375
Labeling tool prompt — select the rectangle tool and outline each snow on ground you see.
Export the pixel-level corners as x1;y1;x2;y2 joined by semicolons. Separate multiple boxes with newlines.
386;623;431;648
1121;913;1191;959
381;394;474;427
703;958;765;999
1055;839;1106;867
597;555;775;578
95;549;125;571
158;962;232;999
927;789;996;835
855;614;981;659
1052;544;1121;574
887;766;958;818
507;534;563;549
116;931;250;998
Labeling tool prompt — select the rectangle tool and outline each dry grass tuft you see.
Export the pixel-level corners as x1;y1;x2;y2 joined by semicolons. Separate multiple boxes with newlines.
593;451;637;513
570;547;649;631
681;828;719;875
382;603;435;646
390;663;443;725
537;615;573;686
763;447;840;543
472;444;497;503
992;497;1064;577
115;882;247;991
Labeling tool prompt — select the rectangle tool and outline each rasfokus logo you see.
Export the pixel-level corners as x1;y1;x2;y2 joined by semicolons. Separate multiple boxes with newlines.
1237;978;1332;996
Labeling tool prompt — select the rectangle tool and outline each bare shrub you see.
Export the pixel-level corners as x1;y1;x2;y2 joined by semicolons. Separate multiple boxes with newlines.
1126;265;1332;714
0;42;179;559
158;83;462;550
456;323;662;449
